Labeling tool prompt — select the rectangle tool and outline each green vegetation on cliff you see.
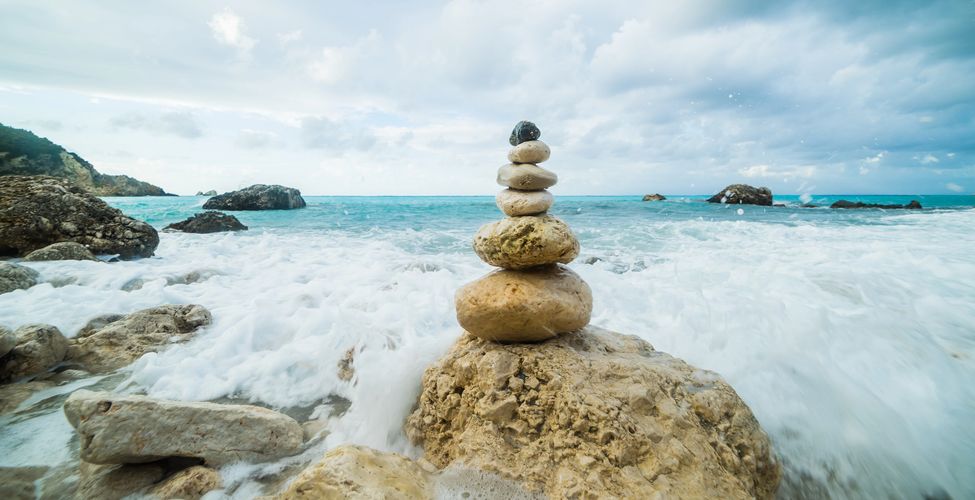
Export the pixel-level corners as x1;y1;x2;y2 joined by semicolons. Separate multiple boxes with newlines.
0;123;169;196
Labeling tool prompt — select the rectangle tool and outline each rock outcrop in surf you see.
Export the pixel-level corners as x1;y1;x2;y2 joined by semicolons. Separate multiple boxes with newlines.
707;184;773;206
202;184;306;211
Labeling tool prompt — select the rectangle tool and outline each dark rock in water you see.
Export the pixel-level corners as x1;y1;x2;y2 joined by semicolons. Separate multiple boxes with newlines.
164;211;248;233
830;200;922;209
195;190;217;196
0;466;50;500
706;184;773;206
642;194;666;201
202;184;306;211
509;121;541;146
0;262;39;294
0;176;159;259
23;241;98;262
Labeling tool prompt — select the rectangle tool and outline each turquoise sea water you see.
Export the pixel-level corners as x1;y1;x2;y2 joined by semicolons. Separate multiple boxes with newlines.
3;194;974;499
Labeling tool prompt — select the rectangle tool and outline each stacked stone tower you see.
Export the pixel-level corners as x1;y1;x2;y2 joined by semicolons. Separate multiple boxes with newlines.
455;121;593;342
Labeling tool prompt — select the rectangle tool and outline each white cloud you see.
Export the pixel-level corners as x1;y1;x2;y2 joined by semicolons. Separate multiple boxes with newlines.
946;182;964;192
739;164;816;179
307;30;381;85
208;9;256;53
920;154;939;164
277;30;302;45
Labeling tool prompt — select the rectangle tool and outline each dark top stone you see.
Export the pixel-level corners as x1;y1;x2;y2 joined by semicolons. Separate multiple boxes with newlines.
706;184;773;206
830;200;922;209
509;121;541;146
642;194;666;201
164;211;248;233
202;184;306;211
0;176;159;259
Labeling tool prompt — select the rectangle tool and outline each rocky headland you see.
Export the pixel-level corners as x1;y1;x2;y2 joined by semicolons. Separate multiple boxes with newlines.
202;184;306;211
0;123;169;196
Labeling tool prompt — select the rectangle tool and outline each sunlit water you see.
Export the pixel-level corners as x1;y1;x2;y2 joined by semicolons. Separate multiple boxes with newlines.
2;194;973;499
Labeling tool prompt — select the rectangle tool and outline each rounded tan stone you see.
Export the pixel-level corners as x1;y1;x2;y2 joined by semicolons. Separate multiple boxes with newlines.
497;163;557;190
507;140;551;164
495;189;554;216
473;215;579;269
454;265;592;342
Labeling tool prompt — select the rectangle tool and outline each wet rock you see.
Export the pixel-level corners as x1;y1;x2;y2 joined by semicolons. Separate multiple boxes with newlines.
507;140;550;164
0;324;69;382
407;325;780;499
202;184;306;211
508;121;541;146
274;445;431;499
0;262;39;294
706;184;773;206
150;465;221;499
77;461;165;500
495;189;553;217
67;305;212;373
0;326;15;357
64;390;304;465
455;265;592;343
830;200;922;209
473;215;579;269
23;241;98;262
0;380;56;414
164;211;248;233
642;194;666;201
0;466;50;500
497;164;557;191
0;176;159;259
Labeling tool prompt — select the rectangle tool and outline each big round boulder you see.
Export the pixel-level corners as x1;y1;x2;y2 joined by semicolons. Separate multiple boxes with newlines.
473;215;579;269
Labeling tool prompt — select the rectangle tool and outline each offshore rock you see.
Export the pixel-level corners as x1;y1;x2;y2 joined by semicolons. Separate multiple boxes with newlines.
455;265;592;342
275;445;431;499
195;190;218;196
406;326;780;499
67;304;212;373
0;176;159;259
0;262;39;294
23;241;98;261
0;324;69;381
830;199;922;209
164;211;248;233
203;184;306;211
64;390;304;465
497;164;557;191
473;215;579;269
496;189;554;217
642;194;666;201
706;184;773;206
509;121;541;146
507;140;550;164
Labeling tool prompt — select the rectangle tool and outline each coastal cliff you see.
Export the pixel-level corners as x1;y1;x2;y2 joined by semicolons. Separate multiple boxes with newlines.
0;123;169;196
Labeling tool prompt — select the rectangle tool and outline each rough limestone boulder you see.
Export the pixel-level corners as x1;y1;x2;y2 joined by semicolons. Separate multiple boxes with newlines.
275;445;431;499
706;184;773;206
830;199;922;209
0;326;15;357
202;184;306;211
406;326;780;499
642;194;666;201
64;390;304;465
77;460;220;500
0;324;69;381
473;215;579;270
23;241;98;261
164;211;248;233
0;176;159;259
67;304;212;373
0;262;39;294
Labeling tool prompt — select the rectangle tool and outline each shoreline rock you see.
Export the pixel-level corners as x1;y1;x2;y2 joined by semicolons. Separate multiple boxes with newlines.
23;241;98;262
203;184;306;211
830;199;922;209
275;445;432;499
0;262;39;294
0;324;69;382
706;184;773;206
164;211;248;233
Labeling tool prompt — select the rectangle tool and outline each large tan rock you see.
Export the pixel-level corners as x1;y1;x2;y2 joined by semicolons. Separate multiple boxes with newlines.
0;466;49;500
473;215;579;270
76;461;220;500
455;265;592;342
63;390;304;466
0;326;15;358
495;189;553;217
406;326;780;499
497;164;557;190
507;140;551;164
150;465;221;499
0;324;69;381
275;445;431;499
67;304;211;373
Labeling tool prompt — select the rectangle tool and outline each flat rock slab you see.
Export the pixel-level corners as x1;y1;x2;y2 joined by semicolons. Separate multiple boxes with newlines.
64;390;304;466
496;164;557;191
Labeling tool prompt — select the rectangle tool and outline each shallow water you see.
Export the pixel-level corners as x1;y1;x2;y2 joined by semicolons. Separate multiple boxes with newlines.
1;194;973;499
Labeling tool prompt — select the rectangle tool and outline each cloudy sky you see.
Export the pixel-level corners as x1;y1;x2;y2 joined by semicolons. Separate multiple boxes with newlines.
1;0;973;195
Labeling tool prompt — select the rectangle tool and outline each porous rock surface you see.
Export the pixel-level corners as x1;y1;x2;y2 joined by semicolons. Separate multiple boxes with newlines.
496;189;553;217
23;241;98;261
406;326;780;499
203;184;306;210
706;184;773;206
67;304;212;373
455;265;592;343
0;176;159;259
508;140;551;164
64;390;304;466
275;445;431;499
473;215;579;270
164;211;248;233
497;164;558;191
0;324;69;381
0;262;39;294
